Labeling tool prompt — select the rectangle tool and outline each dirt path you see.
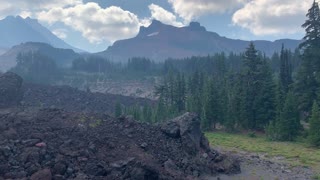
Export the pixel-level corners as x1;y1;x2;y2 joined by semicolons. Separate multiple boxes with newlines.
205;147;315;180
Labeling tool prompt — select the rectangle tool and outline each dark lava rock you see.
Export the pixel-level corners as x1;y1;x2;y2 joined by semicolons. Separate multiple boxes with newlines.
0;72;23;108
53;162;67;175
21;83;155;114
0;106;240;179
3;128;18;140
30;169;52;180
161;113;202;153
161;121;180;138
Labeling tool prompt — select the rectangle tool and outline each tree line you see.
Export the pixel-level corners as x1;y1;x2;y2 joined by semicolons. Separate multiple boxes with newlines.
116;2;320;147
10;1;320;147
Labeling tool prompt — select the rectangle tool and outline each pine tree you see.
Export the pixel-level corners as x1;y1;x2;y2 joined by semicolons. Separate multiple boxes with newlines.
114;102;122;117
254;58;276;130
201;78;221;130
239;43;275;130
296;1;320;114
300;0;320;49
278;92;301;141
142;105;152;123
309;102;320;147
279;45;293;94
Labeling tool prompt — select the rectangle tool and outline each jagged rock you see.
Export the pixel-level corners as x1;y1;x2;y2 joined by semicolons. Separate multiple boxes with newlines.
85;163;107;176
0;72;23;108
30;169;52;180
161;113;202;154
3;128;18;140
53;162;67;175
161;121;180;138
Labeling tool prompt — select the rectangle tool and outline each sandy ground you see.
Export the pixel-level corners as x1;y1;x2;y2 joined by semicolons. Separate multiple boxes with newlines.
206;147;315;180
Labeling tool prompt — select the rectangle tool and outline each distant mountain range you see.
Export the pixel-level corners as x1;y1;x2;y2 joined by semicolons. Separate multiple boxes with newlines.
0;42;80;72
0;16;83;53
97;20;302;61
0;17;304;72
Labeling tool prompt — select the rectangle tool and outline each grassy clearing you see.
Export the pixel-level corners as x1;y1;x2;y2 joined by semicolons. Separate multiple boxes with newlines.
205;132;320;172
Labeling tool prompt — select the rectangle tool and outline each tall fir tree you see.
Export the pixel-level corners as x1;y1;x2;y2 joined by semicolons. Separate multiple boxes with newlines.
309;101;320;147
296;1;320;114
254;58;276;130
279;44;293;94
277;92;301;141
239;43;276;130
114;102;122;117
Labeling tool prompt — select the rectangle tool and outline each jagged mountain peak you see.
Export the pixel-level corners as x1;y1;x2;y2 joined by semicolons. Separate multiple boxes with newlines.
187;22;206;32
97;19;302;62
0;16;83;53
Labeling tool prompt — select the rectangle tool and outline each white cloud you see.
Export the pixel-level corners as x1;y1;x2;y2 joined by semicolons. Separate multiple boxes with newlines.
53;29;68;39
148;4;184;27
168;0;246;22
232;0;313;35
0;0;81;19
19;11;32;19
37;2;141;44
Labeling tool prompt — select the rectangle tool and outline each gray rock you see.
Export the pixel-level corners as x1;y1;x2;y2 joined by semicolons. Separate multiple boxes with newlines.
140;142;148;149
3;128;18;140
53;162;67;175
161;113;202;154
22;139;41;147
30;169;52;180
85;163;107;176
161;122;180;138
164;159;178;172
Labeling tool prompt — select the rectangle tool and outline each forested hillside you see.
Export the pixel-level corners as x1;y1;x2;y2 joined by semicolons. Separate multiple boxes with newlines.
9;1;320;149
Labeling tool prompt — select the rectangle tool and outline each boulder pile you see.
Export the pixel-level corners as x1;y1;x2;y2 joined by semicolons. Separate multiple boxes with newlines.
0;73;240;179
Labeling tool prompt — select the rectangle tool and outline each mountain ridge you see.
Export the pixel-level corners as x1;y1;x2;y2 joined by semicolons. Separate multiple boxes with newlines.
96;20;302;62
0;42;80;72
0;16;83;53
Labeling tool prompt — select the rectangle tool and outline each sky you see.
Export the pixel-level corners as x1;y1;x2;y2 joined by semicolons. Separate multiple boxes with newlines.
0;0;315;52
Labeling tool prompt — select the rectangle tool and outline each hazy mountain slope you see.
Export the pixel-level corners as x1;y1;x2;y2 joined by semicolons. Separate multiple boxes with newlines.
0;47;8;56
0;42;80;72
97;20;302;62
0;16;83;52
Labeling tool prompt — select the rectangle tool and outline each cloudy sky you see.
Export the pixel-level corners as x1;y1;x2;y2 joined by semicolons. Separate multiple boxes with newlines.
0;0;315;52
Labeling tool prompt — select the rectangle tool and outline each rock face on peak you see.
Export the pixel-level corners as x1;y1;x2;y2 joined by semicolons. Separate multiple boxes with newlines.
0;72;23;108
97;21;301;62
188;22;206;32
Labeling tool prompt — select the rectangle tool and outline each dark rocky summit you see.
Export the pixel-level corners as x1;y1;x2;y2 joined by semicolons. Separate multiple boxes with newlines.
97;20;302;62
0;74;240;179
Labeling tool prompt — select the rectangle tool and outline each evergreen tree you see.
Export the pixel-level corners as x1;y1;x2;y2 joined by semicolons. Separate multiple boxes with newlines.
254;58;276;129
277;92;301;141
115;102;122;117
142;105;153;123
296;1;320;114
201;78;220;130
309;101;320;147
240;43;276;130
279;45;293;94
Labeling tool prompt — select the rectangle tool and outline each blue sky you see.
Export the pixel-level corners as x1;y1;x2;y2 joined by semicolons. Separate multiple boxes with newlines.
0;0;314;52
